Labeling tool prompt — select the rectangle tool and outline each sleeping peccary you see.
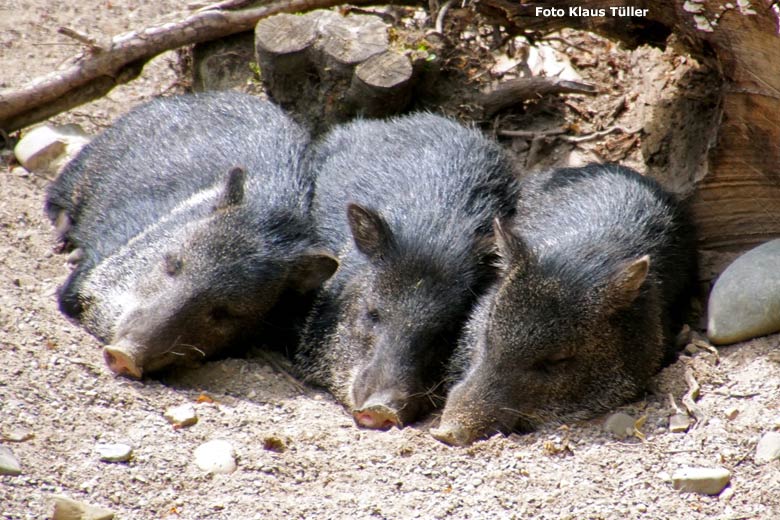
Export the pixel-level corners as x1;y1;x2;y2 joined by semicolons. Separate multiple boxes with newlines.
432;164;697;446
295;113;519;429
45;91;337;378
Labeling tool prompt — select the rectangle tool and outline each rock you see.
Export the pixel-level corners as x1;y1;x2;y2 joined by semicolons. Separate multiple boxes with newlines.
0;446;22;476
755;431;780;464
52;495;115;520
669;413;692;433
1;428;34;442
707;238;780;345
671;467;731;495
164;403;198;428
96;443;133;463
194;439;236;474
14;124;67;172
263;435;287;453
604;412;636;439
14;124;89;174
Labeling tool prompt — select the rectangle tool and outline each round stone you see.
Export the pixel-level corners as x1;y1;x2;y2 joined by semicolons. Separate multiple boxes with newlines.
707;238;780;345
193;439;236;474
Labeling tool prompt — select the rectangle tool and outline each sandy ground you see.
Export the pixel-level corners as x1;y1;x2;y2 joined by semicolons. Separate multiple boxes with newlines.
2;2;780;519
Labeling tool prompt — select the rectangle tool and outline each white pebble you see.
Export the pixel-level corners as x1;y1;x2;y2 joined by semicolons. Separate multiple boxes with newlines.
672;467;731;495
164;403;198;428
194;439;236;474
669;413;692;433
755;431;780;464
96;443;133;463
14;125;66;172
0;446;22;476
52;494;115;520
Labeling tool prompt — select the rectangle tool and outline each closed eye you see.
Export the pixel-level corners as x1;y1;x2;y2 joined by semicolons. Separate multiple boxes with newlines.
366;308;380;323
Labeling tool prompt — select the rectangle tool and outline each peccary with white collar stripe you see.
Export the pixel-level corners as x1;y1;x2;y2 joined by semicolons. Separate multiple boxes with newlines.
432;164;697;446
45;92;337;377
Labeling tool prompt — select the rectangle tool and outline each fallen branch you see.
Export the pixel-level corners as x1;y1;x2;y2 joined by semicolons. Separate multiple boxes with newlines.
474;76;597;118
681;365;705;427
558;125;641;143
497;126;568;138
0;0;376;133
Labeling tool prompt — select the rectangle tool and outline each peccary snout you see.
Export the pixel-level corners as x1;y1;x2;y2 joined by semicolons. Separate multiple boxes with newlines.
352;388;405;429
103;340;144;379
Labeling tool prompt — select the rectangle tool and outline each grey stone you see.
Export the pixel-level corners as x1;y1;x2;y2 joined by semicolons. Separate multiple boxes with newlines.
669;413;692;433
604;412;636;439
0;446;22;475
755;431;780;464
194;439;236;474
672;467;731;495
1;428;34;442
707;238;780;345
52;495;115;520
96;443;133;463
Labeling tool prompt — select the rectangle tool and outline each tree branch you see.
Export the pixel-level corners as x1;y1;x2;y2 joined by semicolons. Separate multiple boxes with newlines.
0;0;376;133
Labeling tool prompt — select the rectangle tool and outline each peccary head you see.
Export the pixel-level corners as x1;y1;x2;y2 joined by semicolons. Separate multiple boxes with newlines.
432;219;661;446
336;203;480;429
90;167;338;378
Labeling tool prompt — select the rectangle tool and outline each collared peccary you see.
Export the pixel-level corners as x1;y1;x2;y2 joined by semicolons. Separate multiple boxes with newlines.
431;164;697;446
294;113;519;429
45;92;337;378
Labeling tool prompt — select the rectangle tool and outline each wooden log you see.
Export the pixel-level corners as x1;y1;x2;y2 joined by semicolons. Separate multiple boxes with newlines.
347;51;414;117
255;13;319;104
255;9;415;131
313;10;390;79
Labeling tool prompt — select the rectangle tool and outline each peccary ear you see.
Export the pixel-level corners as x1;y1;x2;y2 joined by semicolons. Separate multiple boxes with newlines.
216;166;246;210
347;203;394;261
288;251;339;293
493;217;530;270
605;255;650;311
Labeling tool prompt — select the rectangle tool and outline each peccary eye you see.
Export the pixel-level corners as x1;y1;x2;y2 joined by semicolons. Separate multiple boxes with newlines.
533;354;574;374
366;308;380;323
163;253;183;276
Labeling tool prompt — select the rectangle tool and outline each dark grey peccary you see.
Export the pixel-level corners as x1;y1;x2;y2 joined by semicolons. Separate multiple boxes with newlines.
295;113;519;429
432;164;697;446
45;92;337;378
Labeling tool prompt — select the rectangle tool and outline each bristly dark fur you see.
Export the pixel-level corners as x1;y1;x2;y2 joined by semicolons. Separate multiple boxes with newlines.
436;164;697;445
45;92;336;374
295;113;519;425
